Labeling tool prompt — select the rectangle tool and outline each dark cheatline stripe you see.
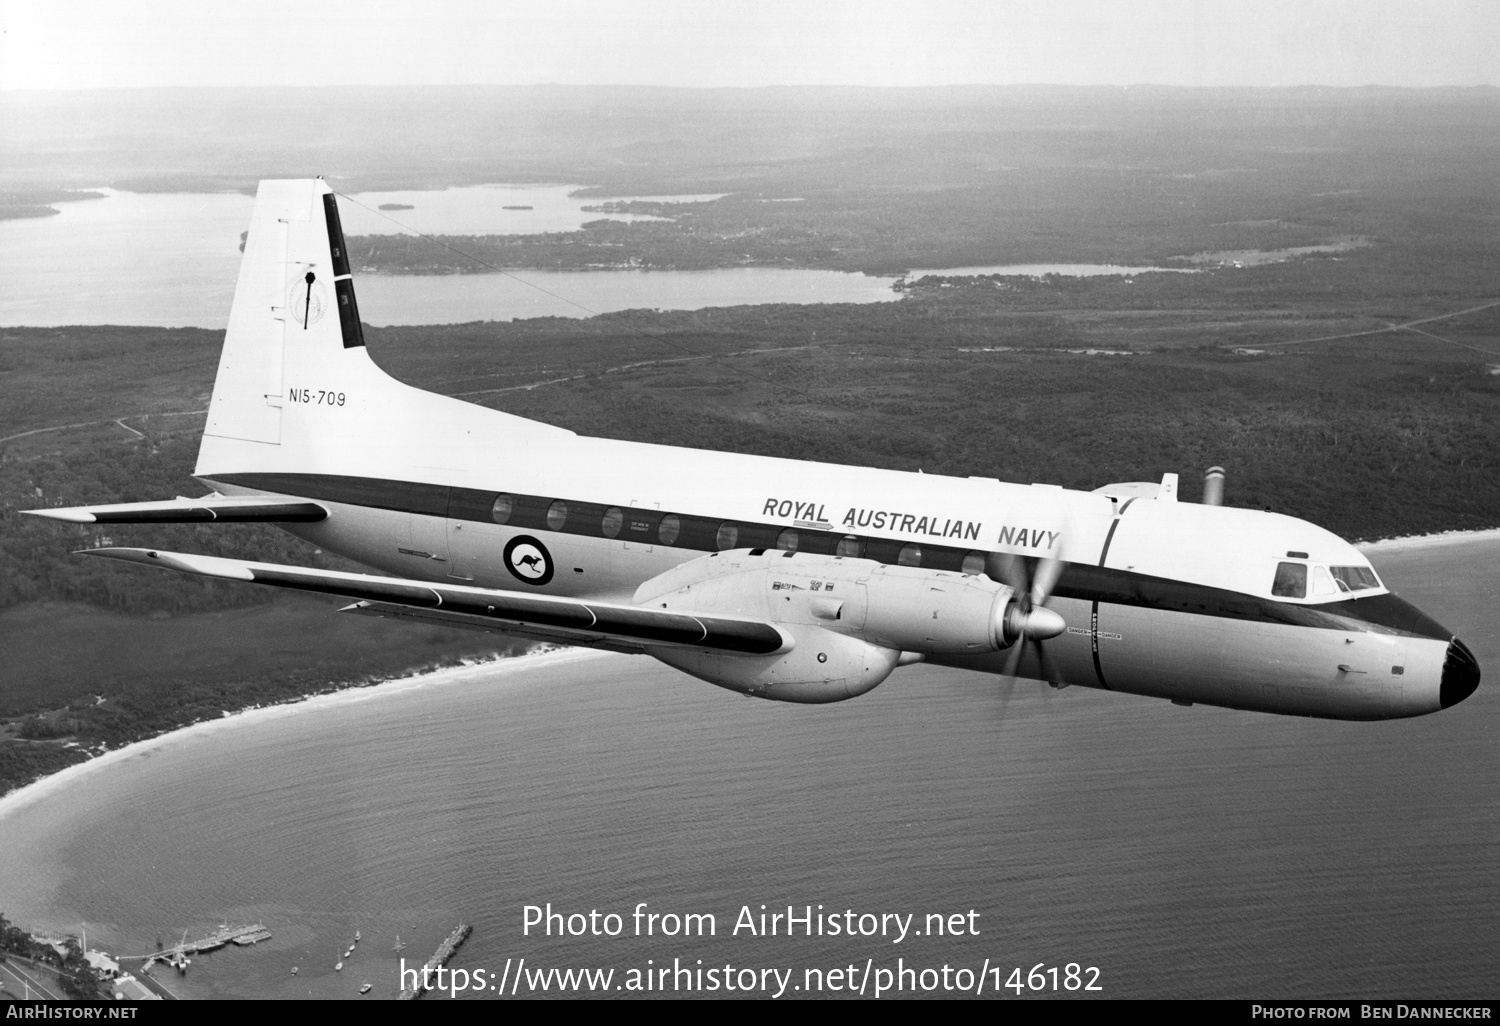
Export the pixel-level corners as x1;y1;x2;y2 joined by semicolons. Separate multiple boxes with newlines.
90;502;326;524
221;473;450;517
1053;567;1452;640
210;471;1452;640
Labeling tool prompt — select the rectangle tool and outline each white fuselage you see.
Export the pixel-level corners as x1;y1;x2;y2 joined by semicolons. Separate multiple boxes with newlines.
197;346;1460;720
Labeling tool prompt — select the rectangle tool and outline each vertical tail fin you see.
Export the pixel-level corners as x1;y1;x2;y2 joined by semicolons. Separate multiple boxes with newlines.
201;179;366;452
195;179;568;486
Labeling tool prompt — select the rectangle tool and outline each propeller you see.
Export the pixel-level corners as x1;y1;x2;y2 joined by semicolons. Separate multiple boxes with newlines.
986;520;1071;715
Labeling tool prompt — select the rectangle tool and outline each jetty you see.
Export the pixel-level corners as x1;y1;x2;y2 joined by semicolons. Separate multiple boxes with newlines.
126;924;271;973
398;924;471;1000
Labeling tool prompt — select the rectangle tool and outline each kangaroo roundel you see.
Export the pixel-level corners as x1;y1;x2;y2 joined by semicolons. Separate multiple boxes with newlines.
504;536;554;586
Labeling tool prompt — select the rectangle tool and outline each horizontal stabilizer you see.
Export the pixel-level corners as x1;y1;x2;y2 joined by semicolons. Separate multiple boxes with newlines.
81;547;791;656
23;496;328;524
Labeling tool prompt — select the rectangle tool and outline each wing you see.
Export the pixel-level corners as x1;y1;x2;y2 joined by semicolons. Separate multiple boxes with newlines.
82;547;790;656
24;496;327;524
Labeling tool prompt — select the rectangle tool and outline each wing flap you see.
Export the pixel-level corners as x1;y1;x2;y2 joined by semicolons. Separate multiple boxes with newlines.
23;496;328;524
81;547;791;656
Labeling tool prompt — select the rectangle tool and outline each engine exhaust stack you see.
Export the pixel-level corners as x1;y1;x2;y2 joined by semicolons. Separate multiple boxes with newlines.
1202;466;1225;506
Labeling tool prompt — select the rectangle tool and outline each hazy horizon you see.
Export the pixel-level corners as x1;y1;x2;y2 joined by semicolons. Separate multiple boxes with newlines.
3;0;1498;92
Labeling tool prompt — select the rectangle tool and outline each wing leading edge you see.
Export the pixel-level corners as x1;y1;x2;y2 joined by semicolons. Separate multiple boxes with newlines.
81;547;791;656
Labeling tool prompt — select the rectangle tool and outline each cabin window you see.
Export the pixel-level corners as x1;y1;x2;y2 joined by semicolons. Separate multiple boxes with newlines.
898;543;922;567
546;500;568;531
1312;565;1337;597
491;494;514;525
961;551;987;576
716;523;739;550
776;528;800;552
836;535;861;558
1272;561;1307;599
601;507;623;538
1330;565;1381;593
658;514;681;546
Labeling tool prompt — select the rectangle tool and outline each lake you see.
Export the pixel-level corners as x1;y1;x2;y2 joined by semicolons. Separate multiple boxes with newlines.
0;535;1492;1000
0;186;899;328
0;186;1244;329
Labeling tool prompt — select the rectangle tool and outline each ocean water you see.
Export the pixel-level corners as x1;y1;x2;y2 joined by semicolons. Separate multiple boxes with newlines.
0;538;1494;1000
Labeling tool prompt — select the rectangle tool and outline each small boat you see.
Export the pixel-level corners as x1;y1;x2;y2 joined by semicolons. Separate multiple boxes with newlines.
345;947;354;958
354;930;361;942
393;935;405;952
335;961;343;971
291;967;298;975
360;981;372;994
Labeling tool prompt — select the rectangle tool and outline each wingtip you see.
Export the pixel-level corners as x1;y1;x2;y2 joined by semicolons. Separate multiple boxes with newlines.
76;546;257;581
23;507;97;523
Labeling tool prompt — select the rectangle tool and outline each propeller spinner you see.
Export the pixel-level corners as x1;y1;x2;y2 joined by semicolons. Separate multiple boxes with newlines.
989;550;1069;684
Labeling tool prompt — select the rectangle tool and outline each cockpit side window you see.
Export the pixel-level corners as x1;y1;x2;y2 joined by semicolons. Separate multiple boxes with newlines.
1272;561;1307;599
1312;565;1337;597
1330;565;1381;593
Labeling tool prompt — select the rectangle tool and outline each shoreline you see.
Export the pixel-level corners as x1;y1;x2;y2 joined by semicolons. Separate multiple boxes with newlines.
1357;527;1500;553
0;647;616;823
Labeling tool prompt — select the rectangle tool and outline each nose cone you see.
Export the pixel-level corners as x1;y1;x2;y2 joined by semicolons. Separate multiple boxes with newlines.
1440;638;1481;709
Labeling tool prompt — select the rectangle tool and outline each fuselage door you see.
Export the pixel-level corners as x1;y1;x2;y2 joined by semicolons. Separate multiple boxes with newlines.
405;486;452;575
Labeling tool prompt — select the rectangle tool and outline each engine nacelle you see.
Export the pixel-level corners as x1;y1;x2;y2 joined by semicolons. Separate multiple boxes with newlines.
648;622;902;704
857;563;1011;653
632;550;1018;702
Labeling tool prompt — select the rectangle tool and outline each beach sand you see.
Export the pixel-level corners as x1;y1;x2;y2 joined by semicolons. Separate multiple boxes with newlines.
0;647;615;822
